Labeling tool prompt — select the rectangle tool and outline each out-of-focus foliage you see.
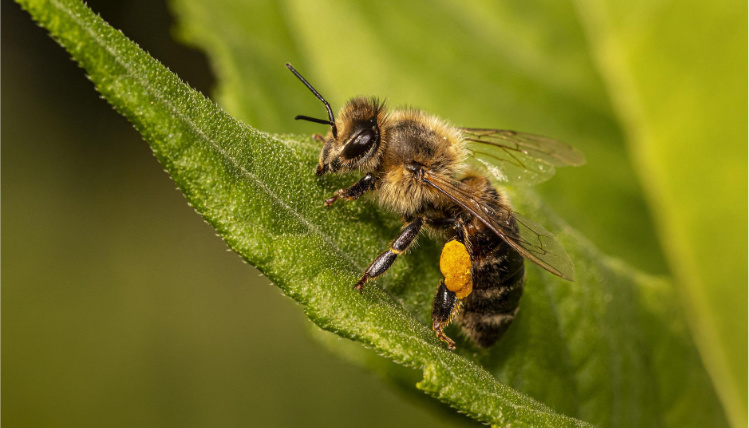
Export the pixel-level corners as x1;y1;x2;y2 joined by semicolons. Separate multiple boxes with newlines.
573;2;748;425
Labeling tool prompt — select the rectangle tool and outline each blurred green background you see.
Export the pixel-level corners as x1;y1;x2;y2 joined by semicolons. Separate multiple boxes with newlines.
3;1;474;426
4;0;746;427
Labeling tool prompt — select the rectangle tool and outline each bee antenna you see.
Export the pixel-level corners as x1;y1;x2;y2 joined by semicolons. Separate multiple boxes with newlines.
295;115;334;126
286;63;338;138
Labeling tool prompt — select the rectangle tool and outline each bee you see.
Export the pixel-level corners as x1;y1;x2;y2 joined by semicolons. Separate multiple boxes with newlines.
286;63;585;350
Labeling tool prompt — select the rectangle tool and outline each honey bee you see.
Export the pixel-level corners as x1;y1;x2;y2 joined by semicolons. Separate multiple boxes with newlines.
286;63;585;350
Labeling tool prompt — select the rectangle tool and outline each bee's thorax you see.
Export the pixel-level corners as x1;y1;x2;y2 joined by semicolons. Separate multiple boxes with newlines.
374;109;465;216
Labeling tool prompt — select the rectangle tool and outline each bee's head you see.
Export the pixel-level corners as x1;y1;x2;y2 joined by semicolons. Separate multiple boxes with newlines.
286;64;385;176
315;97;385;175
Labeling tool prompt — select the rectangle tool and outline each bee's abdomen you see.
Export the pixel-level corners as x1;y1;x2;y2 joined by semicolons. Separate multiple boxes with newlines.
459;233;525;348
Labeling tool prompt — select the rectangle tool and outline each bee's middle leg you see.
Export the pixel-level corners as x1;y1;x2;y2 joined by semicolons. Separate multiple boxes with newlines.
354;217;423;292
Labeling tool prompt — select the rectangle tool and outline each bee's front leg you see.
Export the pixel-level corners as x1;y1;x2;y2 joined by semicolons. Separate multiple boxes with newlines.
354;217;423;292
324;172;376;206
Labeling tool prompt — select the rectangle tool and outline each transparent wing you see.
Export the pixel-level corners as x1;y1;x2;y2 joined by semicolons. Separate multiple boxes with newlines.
423;171;575;280
461;128;585;185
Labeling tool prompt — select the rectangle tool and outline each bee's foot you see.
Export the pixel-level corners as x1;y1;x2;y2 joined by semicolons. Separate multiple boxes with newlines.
324;190;344;207
433;320;457;350
353;274;369;293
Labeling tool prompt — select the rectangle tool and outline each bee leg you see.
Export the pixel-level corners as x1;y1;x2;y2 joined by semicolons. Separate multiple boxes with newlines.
431;280;460;350
325;172;376;206
354;217;423;292
313;134;325;142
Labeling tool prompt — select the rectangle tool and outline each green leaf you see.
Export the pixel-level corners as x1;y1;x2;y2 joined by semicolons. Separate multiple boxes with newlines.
17;0;729;426
573;2;748;426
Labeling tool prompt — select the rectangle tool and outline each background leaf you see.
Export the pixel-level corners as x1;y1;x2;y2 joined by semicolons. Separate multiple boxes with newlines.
7;0;740;426
573;1;748;426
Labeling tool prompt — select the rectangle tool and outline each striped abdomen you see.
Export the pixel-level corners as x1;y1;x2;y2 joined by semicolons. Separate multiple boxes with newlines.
459;217;525;348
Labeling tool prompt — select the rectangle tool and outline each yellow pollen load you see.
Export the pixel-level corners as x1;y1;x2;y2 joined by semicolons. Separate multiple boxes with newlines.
439;240;473;299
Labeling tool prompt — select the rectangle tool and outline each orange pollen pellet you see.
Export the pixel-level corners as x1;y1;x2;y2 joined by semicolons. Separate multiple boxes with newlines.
439;240;473;299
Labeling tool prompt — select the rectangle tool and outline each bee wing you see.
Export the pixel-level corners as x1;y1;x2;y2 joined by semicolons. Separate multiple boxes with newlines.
461;128;585;185
423;171;575;280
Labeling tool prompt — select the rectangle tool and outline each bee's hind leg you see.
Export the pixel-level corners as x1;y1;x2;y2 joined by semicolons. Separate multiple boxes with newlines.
354;217;423;292
431;233;472;350
432;280;461;350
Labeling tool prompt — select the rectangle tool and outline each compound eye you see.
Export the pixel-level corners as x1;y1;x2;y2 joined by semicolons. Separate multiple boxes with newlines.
341;128;377;160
